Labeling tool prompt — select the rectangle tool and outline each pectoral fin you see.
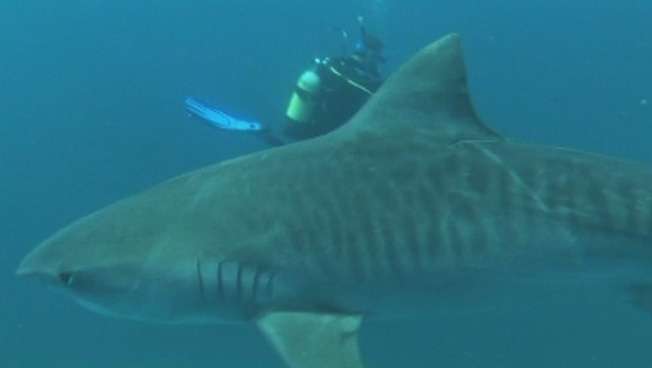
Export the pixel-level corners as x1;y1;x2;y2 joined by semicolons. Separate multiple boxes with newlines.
256;311;365;368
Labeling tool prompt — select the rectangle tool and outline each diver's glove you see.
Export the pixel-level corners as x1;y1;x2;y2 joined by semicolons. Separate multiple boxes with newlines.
184;96;264;132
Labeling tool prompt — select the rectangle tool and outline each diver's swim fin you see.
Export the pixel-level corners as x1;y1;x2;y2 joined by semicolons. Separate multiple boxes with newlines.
184;96;263;132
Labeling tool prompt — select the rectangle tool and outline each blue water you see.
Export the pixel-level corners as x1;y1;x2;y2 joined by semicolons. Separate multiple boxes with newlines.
2;0;651;366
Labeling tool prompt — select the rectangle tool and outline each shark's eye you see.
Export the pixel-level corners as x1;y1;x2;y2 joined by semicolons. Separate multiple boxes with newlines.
58;272;73;286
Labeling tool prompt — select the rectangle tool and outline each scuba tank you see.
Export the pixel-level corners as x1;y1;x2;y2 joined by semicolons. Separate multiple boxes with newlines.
285;68;321;124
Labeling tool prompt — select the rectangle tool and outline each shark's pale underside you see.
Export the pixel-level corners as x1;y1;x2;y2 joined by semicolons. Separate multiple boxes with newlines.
17;34;652;367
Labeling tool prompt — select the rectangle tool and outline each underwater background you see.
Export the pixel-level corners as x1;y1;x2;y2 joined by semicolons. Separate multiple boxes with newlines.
2;0;652;366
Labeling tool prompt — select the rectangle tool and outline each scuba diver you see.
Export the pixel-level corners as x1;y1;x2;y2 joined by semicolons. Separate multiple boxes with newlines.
185;16;385;146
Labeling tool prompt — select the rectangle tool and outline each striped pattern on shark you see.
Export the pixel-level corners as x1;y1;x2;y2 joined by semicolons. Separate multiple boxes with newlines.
17;34;652;367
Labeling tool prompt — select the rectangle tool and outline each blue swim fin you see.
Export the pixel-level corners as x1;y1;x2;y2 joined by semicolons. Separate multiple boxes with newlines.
184;96;263;132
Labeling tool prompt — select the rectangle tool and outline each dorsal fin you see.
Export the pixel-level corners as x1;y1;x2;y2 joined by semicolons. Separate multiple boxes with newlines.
342;33;500;142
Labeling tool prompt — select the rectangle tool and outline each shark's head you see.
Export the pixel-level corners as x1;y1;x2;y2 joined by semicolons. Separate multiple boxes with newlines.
16;197;198;321
15;176;267;323
18;246;157;320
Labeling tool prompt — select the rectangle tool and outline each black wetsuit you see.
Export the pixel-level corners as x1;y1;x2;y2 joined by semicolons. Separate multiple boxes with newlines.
283;56;384;140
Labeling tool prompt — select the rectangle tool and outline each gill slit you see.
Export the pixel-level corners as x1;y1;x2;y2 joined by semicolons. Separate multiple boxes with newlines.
196;260;205;300
217;261;224;300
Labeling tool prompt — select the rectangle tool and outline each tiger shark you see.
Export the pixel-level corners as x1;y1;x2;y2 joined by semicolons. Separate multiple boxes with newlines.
17;33;652;367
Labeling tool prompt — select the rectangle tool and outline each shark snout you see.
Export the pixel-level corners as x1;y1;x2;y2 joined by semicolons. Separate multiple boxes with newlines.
16;261;65;287
16;248;69;288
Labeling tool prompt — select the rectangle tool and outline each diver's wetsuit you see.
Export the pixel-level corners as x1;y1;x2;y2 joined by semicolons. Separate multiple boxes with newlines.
283;56;384;141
